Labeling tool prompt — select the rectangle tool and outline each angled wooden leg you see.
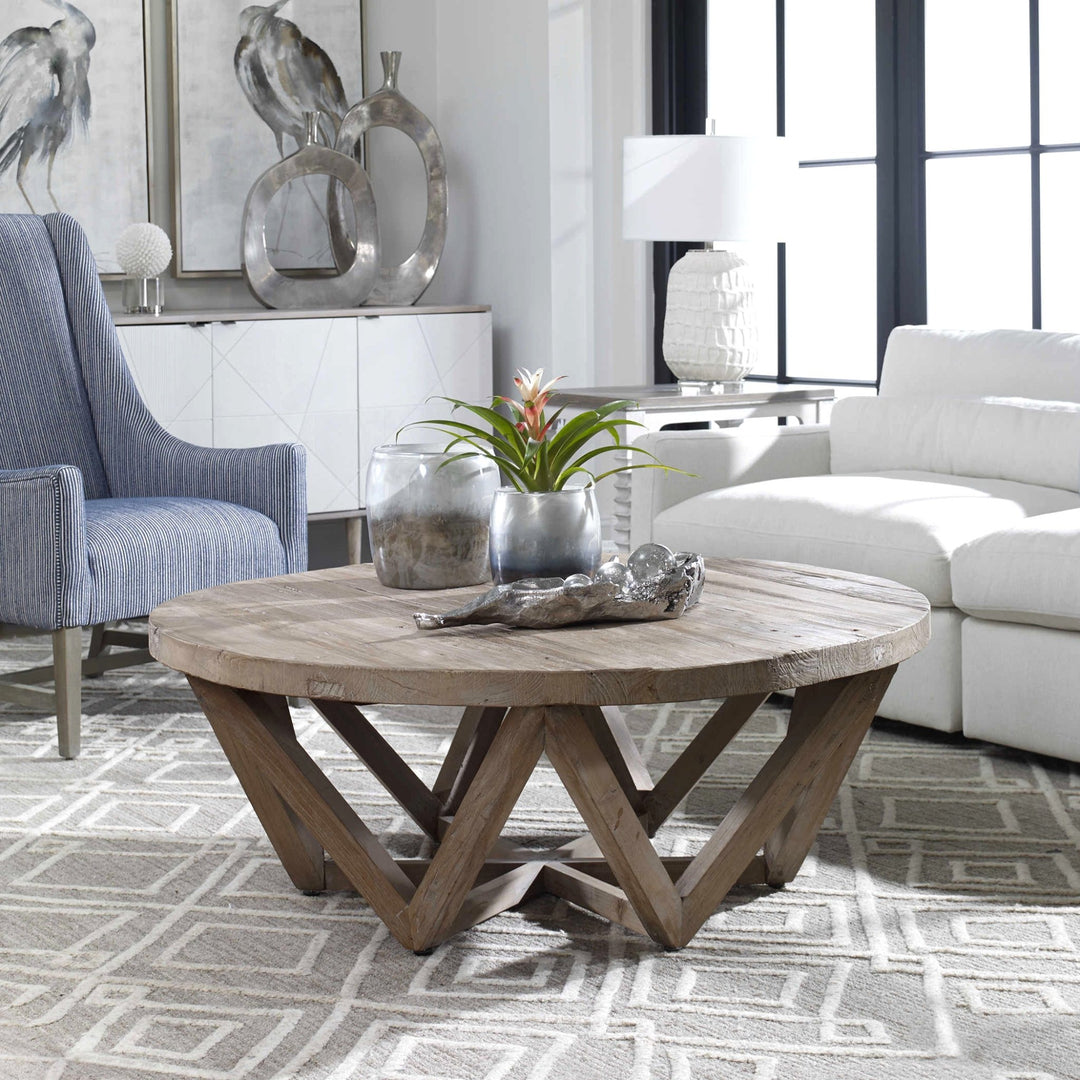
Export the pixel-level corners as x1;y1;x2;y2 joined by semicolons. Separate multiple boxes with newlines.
53;627;82;759
764;666;895;885
190;680;325;892
644;693;768;835
408;706;546;951
545;705;682;948
312;699;443;839
581;706;652;812
188;677;416;946
677;666;896;945
432;705;506;815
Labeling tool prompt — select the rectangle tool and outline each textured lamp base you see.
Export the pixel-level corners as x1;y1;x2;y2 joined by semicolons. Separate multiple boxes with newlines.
662;248;757;384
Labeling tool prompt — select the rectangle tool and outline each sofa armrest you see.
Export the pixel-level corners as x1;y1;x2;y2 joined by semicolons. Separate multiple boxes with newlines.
109;433;309;573
0;465;91;630
630;424;831;548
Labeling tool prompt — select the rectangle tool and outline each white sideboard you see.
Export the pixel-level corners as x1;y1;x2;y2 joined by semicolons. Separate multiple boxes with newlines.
115;306;493;517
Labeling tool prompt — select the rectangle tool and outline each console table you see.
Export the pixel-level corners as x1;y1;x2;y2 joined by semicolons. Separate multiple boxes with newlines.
115;306;493;551
553;382;836;550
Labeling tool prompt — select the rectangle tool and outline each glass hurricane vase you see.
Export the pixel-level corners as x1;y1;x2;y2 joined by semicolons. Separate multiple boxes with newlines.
366;445;499;589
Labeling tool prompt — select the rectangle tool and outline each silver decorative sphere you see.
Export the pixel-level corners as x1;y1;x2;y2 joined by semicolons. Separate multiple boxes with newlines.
627;543;677;583
595;560;630;587
563;573;593;595
116;223;173;278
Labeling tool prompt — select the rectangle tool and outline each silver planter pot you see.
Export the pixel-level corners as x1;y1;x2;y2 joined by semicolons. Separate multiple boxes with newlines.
489;486;602;585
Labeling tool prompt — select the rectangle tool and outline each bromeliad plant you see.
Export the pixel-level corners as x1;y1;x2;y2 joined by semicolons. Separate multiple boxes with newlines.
405;368;683;492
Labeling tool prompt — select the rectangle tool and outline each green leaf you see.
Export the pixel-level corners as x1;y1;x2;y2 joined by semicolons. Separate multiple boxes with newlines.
449;399;528;458
588;461;681;485
551;465;596;489
401;417;523;465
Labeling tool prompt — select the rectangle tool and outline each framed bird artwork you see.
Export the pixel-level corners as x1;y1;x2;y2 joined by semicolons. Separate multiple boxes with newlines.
0;0;154;276
170;0;365;277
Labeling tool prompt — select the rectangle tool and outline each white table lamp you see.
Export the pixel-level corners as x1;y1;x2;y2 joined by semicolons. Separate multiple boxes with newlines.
623;132;795;388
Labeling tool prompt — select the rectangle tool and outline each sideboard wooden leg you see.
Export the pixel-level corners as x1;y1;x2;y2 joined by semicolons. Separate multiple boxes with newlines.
345;516;366;564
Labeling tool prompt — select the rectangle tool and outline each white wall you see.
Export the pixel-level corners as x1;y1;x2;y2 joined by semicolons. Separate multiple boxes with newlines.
548;0;651;390
588;0;651;387
104;0;650;391
431;0;555;388
431;0;649;390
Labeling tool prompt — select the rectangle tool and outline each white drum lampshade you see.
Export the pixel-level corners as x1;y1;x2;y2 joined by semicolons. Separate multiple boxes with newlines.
623;134;795;386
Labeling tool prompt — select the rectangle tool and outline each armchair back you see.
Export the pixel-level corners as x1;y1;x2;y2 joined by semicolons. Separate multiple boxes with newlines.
0;215;109;498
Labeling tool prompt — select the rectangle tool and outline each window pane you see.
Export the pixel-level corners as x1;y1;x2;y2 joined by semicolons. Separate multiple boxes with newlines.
786;164;877;382
785;0;875;160
707;0;776;135
925;0;1029;152
925;154;1031;328
1039;1;1080;145
1039;153;1080;331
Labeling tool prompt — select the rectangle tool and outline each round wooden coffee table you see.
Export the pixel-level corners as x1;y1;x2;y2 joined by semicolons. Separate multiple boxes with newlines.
149;558;929;952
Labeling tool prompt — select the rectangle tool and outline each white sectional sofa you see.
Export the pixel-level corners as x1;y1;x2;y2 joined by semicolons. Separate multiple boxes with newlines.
630;327;1080;762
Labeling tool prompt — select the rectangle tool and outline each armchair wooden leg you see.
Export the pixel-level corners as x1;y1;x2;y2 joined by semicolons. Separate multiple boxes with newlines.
85;623;108;676
52;627;82;759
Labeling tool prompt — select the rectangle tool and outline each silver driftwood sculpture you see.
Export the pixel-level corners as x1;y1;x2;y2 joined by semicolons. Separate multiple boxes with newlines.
414;545;705;630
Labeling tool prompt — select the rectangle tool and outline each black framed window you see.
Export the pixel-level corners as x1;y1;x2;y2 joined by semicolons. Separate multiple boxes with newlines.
653;0;1080;387
650;0;708;383
923;0;1080;333
783;0;879;385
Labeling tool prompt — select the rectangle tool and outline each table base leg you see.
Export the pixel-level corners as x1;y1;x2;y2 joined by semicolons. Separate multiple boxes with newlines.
189;668;894;951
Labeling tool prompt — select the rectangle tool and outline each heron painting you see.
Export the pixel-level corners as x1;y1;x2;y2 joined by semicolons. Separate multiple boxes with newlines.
0;0;95;213
172;0;363;275
0;1;151;273
234;1;348;156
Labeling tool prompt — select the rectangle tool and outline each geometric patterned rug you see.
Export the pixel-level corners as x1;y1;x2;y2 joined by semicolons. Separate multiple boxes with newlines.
0;637;1077;1080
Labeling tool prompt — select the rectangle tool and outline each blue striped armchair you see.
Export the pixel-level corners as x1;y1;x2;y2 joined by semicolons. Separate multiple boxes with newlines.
0;213;307;757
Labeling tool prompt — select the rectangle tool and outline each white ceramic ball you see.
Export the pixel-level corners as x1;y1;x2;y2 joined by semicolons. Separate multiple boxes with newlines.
116;223;172;278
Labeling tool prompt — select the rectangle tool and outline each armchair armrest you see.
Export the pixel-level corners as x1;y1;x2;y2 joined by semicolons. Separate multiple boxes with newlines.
630;425;831;548
110;433;308;573
0;465;91;629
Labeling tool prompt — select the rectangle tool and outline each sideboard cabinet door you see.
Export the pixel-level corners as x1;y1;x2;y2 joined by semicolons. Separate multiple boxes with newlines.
116;310;492;517
118;323;214;446
212;319;360;515
356;311;493;505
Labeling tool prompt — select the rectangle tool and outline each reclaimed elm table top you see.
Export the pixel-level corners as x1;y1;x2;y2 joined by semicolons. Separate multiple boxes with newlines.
149;559;930;952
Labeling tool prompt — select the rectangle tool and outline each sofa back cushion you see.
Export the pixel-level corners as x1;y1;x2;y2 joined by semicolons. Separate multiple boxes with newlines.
830;395;1080;492
880;327;1080;401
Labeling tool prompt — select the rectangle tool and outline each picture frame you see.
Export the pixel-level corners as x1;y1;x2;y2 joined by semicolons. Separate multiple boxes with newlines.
0;0;154;278
169;0;365;278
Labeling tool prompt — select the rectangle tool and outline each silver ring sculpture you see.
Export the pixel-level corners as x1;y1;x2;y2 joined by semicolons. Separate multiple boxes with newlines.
241;112;380;310
330;51;448;306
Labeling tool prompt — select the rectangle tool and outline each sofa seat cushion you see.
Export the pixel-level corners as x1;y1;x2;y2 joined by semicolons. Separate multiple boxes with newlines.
85;496;287;624
952;508;1080;630
652;471;1080;605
